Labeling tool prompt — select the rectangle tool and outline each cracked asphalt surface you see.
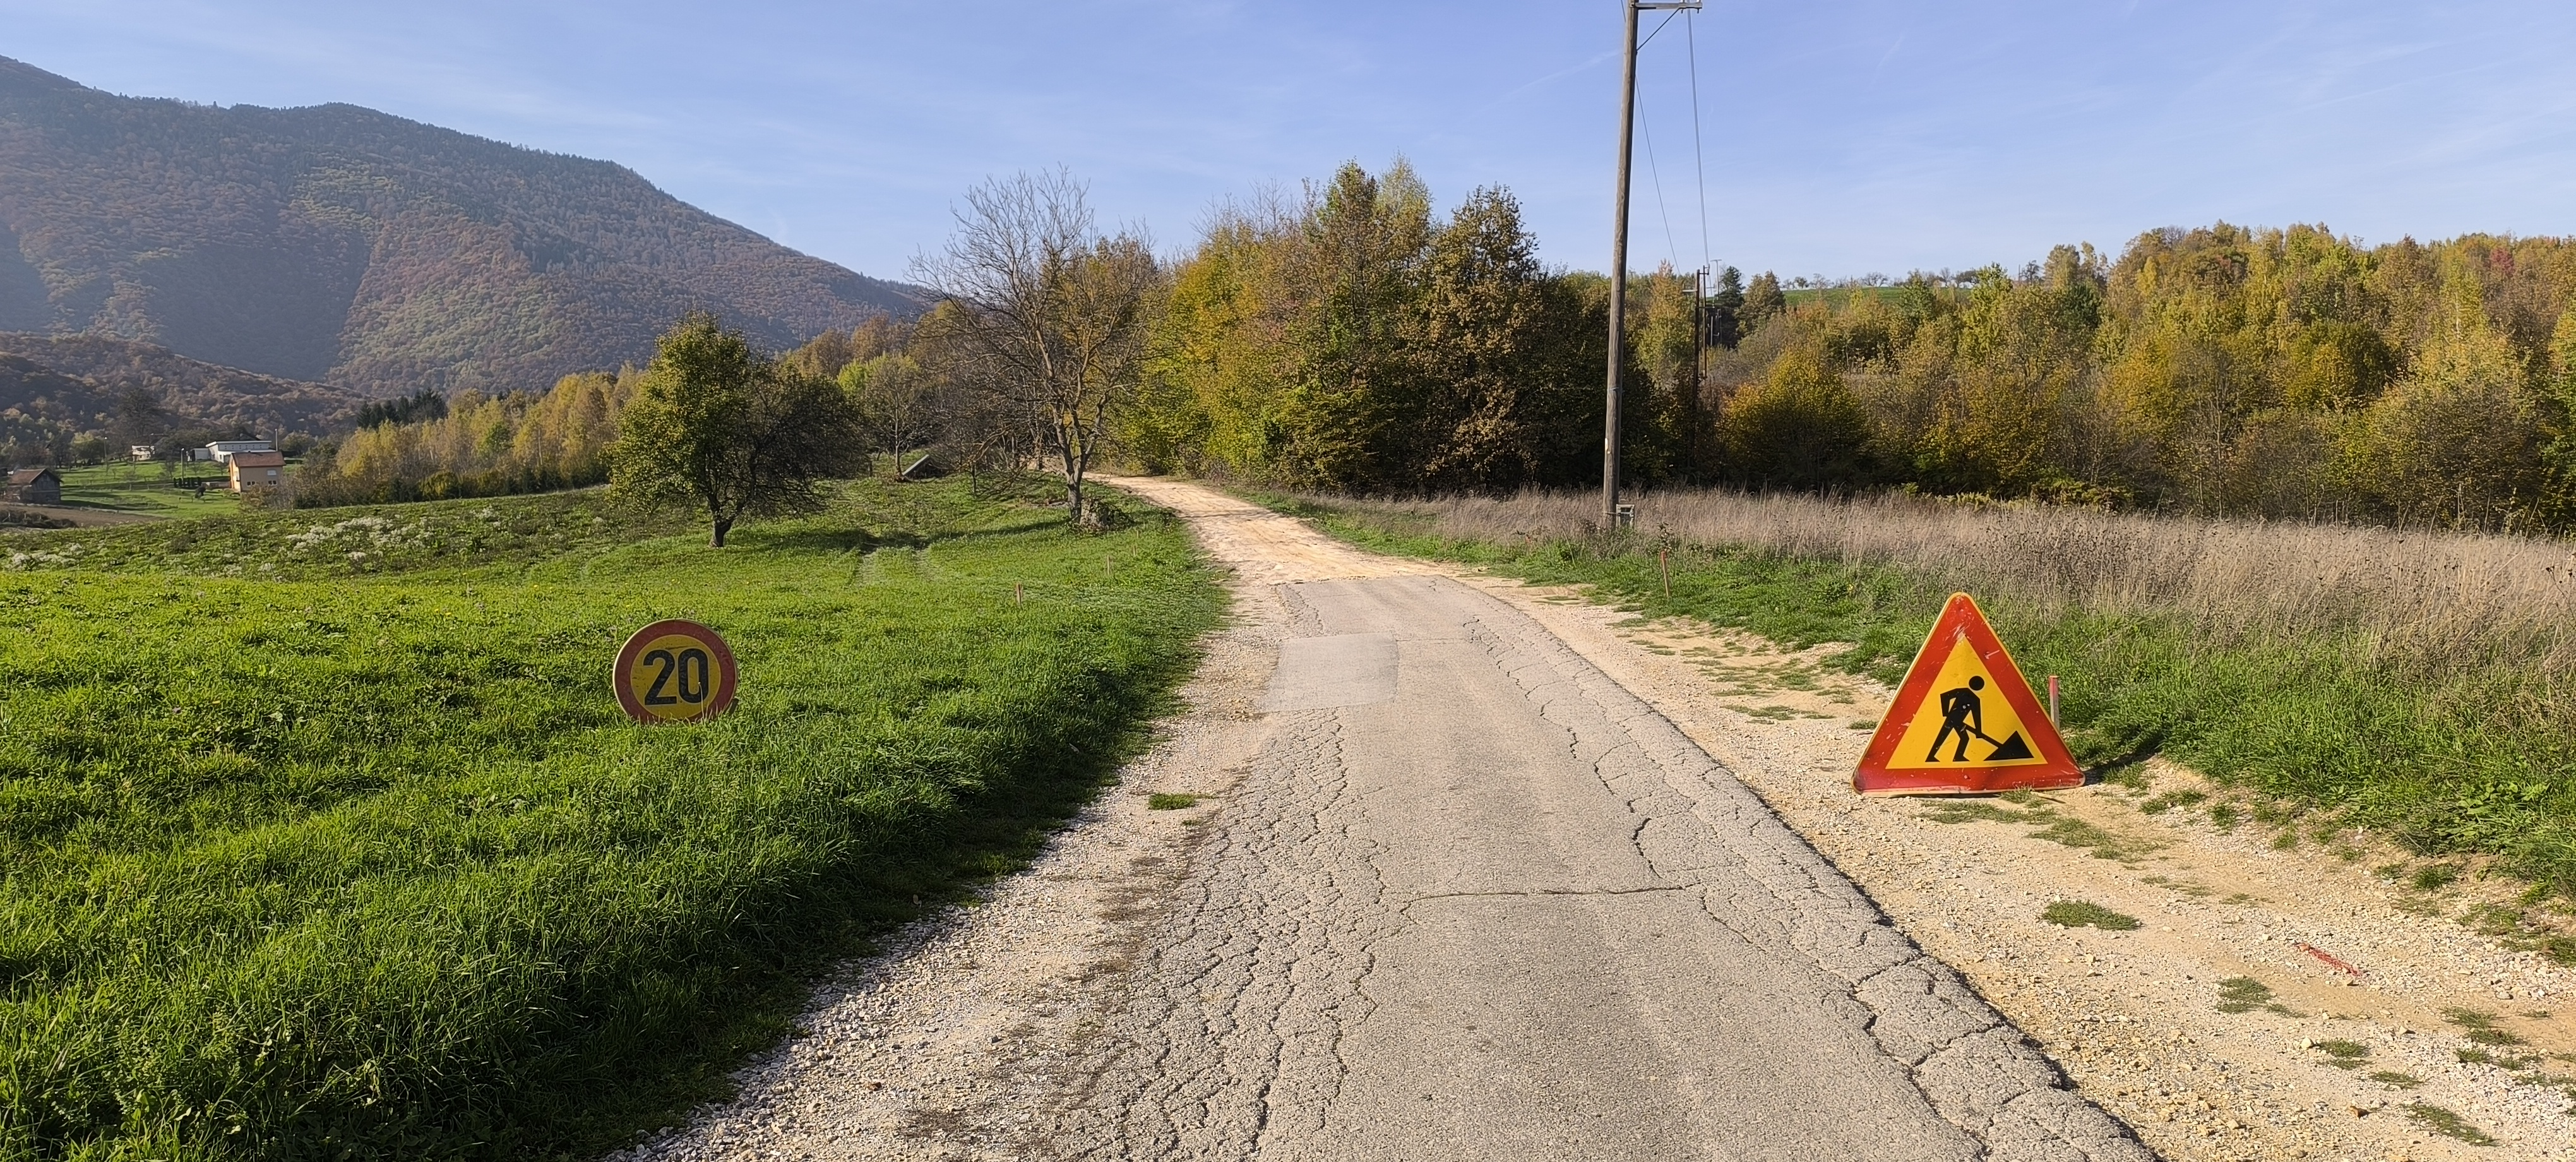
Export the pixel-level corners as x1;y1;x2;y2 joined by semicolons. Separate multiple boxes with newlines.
616;479;2151;1161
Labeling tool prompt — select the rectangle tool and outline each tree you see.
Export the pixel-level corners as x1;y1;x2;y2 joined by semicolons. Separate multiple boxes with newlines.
850;314;909;362
1720;340;1873;489
69;433;110;465
915;170;1162;525
113;388;169;450
1407;186;1547;488
781;328;859;382
296;372;638;507
1405;186;1603;490
1705;266;1747;349
1132;201;1293;478
1917;265;2094;495
1627;262;1707;484
838;352;946;474
1265;162;1434;491
355;388;449;429
2541;309;2576;522
1741;271;1787;334
610;311;862;546
2359;269;2540;526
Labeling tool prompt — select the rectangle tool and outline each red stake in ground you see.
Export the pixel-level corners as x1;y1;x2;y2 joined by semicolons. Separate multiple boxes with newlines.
1855;593;2083;796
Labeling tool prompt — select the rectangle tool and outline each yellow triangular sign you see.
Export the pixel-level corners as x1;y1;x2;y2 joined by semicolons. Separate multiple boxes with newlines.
1880;636;2049;769
1854;593;2081;795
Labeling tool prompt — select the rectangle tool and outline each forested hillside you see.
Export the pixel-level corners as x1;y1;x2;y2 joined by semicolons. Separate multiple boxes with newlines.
1117;162;2576;530
0;56;924;395
0;333;367;462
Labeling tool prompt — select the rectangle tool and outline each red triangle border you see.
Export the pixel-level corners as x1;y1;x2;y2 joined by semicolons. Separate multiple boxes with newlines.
1854;593;2083;796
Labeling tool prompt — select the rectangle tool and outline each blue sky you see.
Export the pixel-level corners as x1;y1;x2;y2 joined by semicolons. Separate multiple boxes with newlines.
5;1;2575;284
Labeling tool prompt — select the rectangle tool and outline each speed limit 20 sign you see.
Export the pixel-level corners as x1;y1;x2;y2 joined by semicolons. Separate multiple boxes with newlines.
614;619;739;724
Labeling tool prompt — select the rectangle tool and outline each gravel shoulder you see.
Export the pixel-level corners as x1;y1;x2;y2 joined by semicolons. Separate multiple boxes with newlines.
1450;576;2576;1162
607;563;1291;1161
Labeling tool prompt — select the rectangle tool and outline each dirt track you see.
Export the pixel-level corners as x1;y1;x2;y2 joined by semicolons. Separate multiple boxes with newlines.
0;503;153;528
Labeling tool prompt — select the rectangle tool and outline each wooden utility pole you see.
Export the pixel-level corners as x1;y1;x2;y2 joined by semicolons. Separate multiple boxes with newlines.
1693;265;1708;391
1604;0;1702;527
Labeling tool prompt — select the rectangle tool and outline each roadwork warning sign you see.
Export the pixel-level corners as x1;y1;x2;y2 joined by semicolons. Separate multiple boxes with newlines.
1854;593;2080;796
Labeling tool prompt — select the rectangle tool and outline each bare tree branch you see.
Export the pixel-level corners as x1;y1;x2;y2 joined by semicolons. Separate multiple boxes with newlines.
912;171;1162;525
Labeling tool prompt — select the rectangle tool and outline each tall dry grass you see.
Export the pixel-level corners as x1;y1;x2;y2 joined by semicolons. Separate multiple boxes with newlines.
1328;488;2576;683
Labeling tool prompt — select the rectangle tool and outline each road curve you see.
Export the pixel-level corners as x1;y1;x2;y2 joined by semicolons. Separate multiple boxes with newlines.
617;478;2150;1162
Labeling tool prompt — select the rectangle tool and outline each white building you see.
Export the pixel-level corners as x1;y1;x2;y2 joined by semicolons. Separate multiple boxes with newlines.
203;440;275;464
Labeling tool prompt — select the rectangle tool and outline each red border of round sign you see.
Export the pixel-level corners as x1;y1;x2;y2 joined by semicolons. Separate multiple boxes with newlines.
613;619;739;724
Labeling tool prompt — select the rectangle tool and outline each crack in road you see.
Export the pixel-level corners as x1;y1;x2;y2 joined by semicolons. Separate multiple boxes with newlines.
1396;885;1693;908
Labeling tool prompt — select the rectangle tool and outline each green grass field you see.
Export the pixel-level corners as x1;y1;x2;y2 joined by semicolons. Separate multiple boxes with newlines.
1256;493;2576;942
51;461;282;518
0;480;1222;1159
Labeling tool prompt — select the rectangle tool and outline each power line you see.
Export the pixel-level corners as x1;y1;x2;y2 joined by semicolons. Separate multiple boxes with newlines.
1636;0;1686;268
1637;86;1680;269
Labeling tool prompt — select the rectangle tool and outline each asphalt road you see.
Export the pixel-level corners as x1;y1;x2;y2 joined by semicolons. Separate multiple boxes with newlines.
1061;479;2149;1161
621;479;2151;1162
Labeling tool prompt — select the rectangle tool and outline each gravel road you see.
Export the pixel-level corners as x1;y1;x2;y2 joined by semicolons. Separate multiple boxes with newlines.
613;478;2146;1161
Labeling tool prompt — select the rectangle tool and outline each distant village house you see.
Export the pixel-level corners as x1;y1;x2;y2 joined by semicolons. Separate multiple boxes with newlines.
227;450;285;493
129;445;155;462
3;468;61;505
205;440;275;464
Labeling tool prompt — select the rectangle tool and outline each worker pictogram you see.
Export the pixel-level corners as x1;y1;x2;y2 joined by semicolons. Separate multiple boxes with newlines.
613;619;739;724
1854;593;2080;795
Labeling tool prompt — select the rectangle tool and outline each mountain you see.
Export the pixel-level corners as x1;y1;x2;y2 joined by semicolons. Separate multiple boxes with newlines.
0;333;368;446
0;56;925;395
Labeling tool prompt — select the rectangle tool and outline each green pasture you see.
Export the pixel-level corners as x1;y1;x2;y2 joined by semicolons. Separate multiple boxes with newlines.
0;480;1221;1159
51;461;285;518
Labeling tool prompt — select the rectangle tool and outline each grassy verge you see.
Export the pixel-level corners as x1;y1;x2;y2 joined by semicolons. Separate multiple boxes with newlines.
0;479;1221;1159
1247;491;2576;914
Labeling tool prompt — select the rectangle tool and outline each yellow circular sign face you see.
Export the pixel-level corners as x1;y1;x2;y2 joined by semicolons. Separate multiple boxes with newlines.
613;620;738;724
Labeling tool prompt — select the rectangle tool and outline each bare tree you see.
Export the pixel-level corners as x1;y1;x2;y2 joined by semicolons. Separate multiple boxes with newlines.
914;170;1162;525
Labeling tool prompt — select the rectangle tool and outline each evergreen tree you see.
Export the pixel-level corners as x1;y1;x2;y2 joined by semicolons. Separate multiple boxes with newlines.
1704;266;1746;349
